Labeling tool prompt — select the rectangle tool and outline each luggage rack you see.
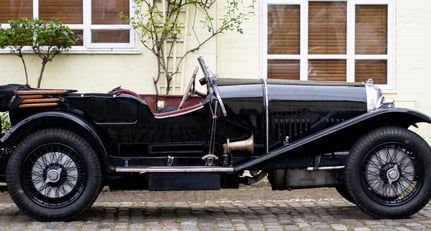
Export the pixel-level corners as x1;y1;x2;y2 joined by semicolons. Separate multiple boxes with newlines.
16;89;76;108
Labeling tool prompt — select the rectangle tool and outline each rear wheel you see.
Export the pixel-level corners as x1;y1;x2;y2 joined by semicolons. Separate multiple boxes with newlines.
345;126;431;218
6;128;102;221
335;185;355;204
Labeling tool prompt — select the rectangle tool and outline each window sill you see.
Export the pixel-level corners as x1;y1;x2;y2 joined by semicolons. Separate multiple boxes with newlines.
65;48;141;55
0;48;142;55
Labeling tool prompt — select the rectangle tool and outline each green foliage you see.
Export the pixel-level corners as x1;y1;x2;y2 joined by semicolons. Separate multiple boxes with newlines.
123;0;255;94
32;18;78;88
0;18;34;47
0;112;11;133
0;17;78;87
0;18;35;86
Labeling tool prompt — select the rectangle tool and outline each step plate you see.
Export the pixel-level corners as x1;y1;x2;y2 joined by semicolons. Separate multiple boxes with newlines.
148;173;220;191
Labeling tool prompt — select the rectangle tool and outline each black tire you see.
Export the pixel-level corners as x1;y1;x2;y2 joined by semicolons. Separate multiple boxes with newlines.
335;185;355;204
6;128;102;221
345;126;431;218
269;169;285;190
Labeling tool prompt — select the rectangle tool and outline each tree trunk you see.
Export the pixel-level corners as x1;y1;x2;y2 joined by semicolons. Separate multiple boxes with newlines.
19;53;29;86
37;61;47;88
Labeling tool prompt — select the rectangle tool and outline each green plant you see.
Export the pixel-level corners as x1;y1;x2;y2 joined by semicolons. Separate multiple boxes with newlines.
0;112;11;133
123;0;255;94
0;18;34;86
0;17;78;88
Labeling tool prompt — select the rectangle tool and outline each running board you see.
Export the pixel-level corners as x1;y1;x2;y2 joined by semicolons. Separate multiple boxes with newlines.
115;166;234;174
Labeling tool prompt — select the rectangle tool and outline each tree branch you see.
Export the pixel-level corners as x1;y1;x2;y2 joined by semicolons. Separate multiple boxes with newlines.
131;0;255;94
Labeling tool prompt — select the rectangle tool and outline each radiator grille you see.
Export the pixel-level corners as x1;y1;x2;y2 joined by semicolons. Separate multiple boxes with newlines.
273;117;312;141
271;112;347;142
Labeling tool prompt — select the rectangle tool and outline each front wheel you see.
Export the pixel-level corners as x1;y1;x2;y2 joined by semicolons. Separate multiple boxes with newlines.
345;126;431;218
6;128;102;221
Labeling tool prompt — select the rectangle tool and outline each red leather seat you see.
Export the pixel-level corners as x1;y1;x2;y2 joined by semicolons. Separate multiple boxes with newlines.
154;103;204;119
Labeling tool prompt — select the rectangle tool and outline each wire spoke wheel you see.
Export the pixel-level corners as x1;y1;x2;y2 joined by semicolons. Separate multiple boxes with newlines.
345;126;431;218
363;143;418;205
24;144;84;207
6;128;101;221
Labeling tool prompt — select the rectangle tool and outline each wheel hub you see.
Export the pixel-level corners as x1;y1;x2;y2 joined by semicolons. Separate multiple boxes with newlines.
45;168;62;184
31;151;79;199
385;164;400;184
366;146;416;198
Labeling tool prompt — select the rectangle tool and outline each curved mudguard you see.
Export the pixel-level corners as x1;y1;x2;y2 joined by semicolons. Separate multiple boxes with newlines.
0;111;111;171
235;107;431;171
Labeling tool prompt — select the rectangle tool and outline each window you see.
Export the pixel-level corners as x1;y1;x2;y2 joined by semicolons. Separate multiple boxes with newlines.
0;0;136;53
263;0;394;89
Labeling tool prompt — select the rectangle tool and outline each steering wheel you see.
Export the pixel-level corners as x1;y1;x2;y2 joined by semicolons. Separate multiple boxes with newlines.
197;57;227;117
178;66;199;109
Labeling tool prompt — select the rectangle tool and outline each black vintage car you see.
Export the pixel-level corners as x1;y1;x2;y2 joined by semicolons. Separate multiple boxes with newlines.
1;57;431;221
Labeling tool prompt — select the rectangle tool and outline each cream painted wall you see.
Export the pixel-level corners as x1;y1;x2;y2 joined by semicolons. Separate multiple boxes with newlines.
392;0;431;110
216;0;260;80
389;0;431;140
0;46;158;93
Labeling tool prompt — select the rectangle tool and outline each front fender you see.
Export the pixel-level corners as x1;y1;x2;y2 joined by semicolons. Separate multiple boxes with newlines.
235;107;431;171
1;111;112;172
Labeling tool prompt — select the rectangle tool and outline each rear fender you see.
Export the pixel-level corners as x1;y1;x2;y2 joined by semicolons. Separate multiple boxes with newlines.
1;111;112;172
235;107;431;171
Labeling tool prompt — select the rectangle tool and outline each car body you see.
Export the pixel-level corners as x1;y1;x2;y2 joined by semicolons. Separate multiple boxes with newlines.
1;57;431;221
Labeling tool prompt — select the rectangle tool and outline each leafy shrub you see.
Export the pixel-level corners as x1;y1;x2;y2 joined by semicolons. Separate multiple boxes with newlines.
0;112;11;133
0;17;78;87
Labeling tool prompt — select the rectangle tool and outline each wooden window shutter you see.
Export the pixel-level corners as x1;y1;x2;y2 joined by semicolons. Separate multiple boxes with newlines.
355;5;387;84
309;60;346;81
355;5;387;55
39;0;83;23
267;5;300;80
355;60;387;84
308;2;346;55
92;0;129;25
72;30;84;46
91;30;130;43
268;60;300;80
0;0;33;23
268;5;300;55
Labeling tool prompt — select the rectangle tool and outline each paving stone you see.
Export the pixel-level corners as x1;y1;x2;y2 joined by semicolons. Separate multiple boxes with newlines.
353;228;371;231
331;223;348;230
1;187;431;230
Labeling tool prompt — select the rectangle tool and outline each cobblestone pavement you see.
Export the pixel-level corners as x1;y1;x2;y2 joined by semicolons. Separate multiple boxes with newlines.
1;183;431;230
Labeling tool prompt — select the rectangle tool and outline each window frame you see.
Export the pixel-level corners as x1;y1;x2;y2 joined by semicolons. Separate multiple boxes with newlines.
0;0;138;54
261;0;395;91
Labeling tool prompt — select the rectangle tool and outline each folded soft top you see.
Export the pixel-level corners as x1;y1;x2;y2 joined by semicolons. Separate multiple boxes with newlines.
0;84;30;112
